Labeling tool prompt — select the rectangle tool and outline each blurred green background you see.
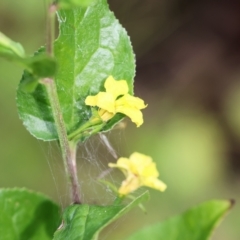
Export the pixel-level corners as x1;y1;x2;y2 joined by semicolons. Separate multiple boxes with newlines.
1;0;240;239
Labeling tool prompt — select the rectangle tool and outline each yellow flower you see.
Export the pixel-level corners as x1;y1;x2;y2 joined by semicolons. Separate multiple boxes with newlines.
85;76;147;127
108;152;167;196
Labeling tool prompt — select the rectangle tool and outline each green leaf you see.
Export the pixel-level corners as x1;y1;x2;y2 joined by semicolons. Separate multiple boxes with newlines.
17;73;58;139
18;71;39;93
0;188;61;240
58;0;97;9
17;0;135;141
26;54;57;78
0;32;56;92
0;32;25;61
53;191;149;240
18;48;57;94
126;200;234;240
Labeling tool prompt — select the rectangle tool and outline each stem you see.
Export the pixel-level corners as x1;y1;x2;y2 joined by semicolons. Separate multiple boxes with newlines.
46;2;57;56
44;2;81;203
68;118;103;141
42;78;81;204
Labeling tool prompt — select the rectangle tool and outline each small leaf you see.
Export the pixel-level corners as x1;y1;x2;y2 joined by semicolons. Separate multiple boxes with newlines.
18;71;39;93
0;32;57;92
0;188;61;240
126;199;234;240
17;0;135;141
26;54;57;78
17;74;58;140
0;32;25;61
18;54;57;93
58;0;97;9
17;47;59;139
53;191;149;240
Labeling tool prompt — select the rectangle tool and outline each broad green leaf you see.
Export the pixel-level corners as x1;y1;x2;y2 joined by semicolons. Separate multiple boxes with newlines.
17;0;135;141
58;0;97;9
126;200;233;240
53;191;149;240
0;32;25;60
0;188;61;240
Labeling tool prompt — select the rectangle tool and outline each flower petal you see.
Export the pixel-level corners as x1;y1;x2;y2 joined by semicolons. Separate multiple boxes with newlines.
86;92;116;113
129;152;152;166
142;177;167;192
109;152;167;195
85;95;98;106
85;77;147;126
115;94;147;127
104;76;129;98
141;162;159;178
108;157;131;176
98;109;114;122
118;174;141;195
129;152;158;177
116;105;144;127
116;94;147;109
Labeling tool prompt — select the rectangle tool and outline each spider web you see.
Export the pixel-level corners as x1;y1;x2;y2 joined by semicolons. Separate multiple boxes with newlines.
43;122;129;207
40;123;134;240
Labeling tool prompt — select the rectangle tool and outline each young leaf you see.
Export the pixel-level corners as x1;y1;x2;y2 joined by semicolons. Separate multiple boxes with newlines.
0;32;25;61
53;191;149;240
18;71;41;94
0;33;57;93
0;33;56;76
126;199;234;240
0;188;61;240
17;0;135;141
21;47;57;93
26;54;57;78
